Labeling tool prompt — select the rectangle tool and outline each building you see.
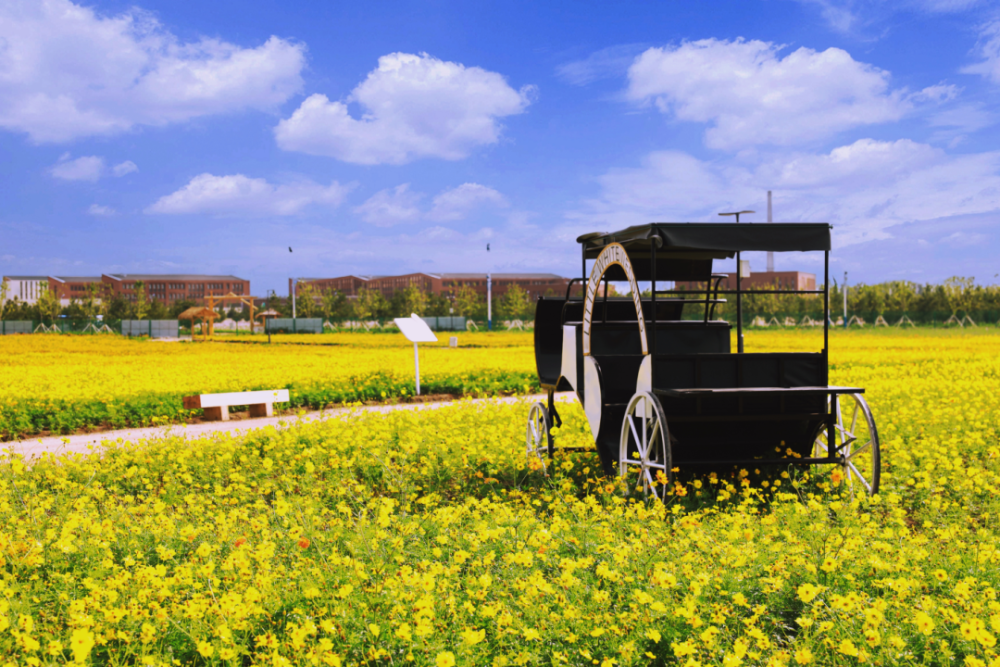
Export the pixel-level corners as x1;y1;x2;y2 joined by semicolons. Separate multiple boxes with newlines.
676;270;816;292
101;274;250;305
1;276;48;305
48;276;108;306
296;272;579;302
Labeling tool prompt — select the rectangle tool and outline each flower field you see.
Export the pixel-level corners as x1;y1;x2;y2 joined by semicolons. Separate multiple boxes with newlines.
1;329;999;664
0;333;537;440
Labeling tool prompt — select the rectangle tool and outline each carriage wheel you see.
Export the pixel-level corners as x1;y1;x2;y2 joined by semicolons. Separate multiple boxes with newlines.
813;393;880;497
619;392;672;501
526;402;551;473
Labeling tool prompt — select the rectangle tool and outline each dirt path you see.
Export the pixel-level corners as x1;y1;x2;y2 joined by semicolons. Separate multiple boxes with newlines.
2;393;576;460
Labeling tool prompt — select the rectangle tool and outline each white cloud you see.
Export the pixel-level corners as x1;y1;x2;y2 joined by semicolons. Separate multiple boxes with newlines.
427;183;508;221
275;52;534;164
573;138;1000;247
962;21;1000;84
556;44;647;86
794;0;981;35
87;203;115;216
626;39;944;151
146;174;351;216
0;0;305;142
113;160;138;177
50;154;104;181
353;184;423;226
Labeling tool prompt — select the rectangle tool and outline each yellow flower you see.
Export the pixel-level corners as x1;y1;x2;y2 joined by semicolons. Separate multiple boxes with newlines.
524;628;541;641
196;641;214;658
70;629;95;663
838;639;859;657
915;611;936;636
435;652;456;667
794;648;813;664
797;584;821;603
646;629;661;643
462;628;485;646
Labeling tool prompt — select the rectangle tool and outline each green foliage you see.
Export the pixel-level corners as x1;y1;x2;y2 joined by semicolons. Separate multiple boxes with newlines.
132;280;149;320
453;285;484;319
391;284;428;317
497;284;532;321
354;287;389;320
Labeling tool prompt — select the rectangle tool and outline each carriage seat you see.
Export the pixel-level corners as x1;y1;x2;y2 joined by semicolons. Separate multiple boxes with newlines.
586;320;731;356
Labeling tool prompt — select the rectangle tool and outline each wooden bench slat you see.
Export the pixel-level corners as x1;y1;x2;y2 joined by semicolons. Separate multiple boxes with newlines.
182;389;291;421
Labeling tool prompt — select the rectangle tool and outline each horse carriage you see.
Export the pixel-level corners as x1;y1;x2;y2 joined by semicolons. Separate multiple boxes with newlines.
526;223;880;499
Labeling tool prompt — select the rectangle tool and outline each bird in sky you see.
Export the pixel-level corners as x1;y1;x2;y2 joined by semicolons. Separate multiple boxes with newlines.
289;247;293;253
487;243;490;251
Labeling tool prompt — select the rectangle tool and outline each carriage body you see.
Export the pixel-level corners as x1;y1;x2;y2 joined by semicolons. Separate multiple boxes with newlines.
528;223;880;498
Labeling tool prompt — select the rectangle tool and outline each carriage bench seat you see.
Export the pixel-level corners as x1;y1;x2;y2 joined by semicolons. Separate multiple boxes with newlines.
655;385;863;397
183;389;290;421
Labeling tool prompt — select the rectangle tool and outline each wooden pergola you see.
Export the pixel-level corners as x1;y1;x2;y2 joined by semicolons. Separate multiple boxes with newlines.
203;293;260;335
178;306;218;341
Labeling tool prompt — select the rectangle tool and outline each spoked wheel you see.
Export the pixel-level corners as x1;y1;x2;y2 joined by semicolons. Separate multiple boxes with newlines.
619;392;672;501
526;402;552;473
813;393;881;497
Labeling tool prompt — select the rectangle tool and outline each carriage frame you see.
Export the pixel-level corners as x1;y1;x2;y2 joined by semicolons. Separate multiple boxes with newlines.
526;222;880;499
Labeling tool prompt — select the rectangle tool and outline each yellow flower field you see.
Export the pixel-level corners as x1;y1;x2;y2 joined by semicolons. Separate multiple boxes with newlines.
0;333;536;439
1;329;999;665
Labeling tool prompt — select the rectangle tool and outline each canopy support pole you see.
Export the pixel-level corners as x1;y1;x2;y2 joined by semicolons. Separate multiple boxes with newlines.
736;250;744;353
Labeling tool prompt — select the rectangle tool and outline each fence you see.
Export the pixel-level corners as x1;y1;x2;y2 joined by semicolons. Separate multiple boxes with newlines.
1;321;32;334
265;318;323;334
420;316;466;331
121;320;179;338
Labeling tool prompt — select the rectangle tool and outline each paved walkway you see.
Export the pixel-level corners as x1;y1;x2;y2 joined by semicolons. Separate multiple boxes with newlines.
3;393;575;459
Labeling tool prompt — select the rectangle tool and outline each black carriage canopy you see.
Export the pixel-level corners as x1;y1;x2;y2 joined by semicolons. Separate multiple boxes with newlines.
577;223;831;282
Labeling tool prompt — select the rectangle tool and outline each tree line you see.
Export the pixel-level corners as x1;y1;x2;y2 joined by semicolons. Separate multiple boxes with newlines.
0;279;541;323
681;277;1000;324
282;283;537;322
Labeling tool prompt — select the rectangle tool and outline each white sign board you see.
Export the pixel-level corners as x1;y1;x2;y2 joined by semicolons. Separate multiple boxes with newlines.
394;314;438;343
393;314;437;395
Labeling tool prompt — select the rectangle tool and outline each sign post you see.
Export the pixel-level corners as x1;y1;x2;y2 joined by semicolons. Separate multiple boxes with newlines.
393;314;438;395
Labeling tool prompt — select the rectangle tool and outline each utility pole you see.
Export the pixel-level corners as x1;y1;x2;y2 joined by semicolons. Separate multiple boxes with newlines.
291;278;297;319
487;273;492;331
843;271;848;330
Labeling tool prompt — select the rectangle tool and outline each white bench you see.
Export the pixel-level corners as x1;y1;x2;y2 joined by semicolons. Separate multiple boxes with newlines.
182;389;290;421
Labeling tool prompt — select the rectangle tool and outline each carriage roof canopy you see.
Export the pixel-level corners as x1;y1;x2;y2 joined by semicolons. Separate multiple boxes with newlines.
577;223;831;259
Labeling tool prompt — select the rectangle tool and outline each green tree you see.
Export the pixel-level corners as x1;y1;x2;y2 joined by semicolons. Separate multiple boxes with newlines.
321;289;351;321
497;284;532;321
76;283;100;321
943;276;976;318
393;284;428;317
0;277;9;320
295;282;319;317
132;281;149;320
452;285;484;319
354;287;388;321
36;282;61;323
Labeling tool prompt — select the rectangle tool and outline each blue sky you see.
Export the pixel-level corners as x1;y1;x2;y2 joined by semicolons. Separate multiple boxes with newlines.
2;0;1000;294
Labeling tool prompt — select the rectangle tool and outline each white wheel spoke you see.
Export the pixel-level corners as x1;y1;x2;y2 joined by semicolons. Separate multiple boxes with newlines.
628;415;643;458
847;461;872;493
847;440;871;459
850;402;859;435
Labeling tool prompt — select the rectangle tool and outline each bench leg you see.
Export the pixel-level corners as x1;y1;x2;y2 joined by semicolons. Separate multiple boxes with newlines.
203;406;229;421
249;403;273;418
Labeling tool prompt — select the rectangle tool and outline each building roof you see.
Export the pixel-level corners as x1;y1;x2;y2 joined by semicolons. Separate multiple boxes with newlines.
103;273;246;281
3;276;49;280
441;273;568;280
49;276;103;283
